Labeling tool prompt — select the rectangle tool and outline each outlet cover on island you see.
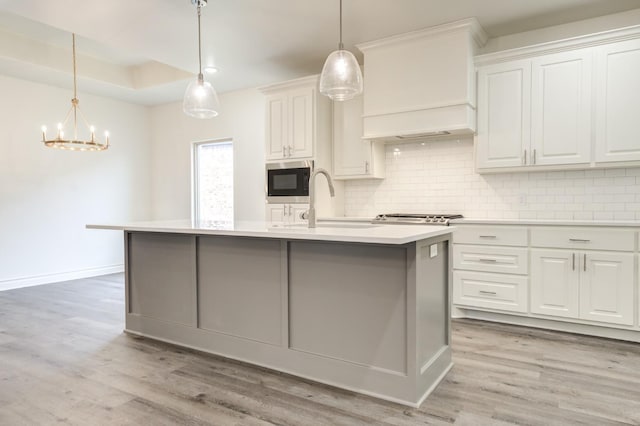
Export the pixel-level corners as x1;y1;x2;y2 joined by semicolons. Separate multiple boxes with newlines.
430;244;438;258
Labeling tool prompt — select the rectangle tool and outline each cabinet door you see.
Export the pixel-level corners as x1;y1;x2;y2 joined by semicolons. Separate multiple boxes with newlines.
580;251;634;326
531;249;579;318
265;203;286;223
531;50;592;166
476;60;531;169
288;87;314;159
595;39;640;163
334;97;371;177
265;94;288;160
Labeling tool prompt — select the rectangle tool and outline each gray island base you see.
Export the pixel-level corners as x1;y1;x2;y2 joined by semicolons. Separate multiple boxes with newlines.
120;226;452;407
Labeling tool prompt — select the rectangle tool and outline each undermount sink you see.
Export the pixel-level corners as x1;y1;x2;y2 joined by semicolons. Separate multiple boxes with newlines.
271;222;379;230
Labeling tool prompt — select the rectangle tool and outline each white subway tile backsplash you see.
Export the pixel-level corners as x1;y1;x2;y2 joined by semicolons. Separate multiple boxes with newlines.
344;138;640;220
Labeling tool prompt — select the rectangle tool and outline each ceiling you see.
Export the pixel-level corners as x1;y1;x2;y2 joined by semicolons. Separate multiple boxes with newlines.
0;0;639;105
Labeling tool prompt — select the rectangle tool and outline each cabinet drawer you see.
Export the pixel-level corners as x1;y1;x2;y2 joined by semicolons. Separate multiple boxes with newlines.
453;271;528;313
530;227;635;251
453;226;528;246
453;245;528;275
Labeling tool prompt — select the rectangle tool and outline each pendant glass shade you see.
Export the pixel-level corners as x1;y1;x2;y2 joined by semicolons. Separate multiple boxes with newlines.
319;49;363;101
183;73;220;119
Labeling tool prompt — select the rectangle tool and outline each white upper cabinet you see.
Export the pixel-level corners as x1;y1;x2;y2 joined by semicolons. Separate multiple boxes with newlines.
595;38;640;163
357;18;488;140
476;27;640;173
476;50;592;171
333;96;385;179
531;49;592;166
262;76;327;161
476;60;531;169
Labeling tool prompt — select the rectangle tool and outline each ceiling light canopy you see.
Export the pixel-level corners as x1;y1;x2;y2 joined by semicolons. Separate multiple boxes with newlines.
319;0;363;101
41;33;109;152
183;0;220;119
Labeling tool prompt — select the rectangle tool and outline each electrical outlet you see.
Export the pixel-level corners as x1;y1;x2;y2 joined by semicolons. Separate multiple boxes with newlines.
430;244;438;258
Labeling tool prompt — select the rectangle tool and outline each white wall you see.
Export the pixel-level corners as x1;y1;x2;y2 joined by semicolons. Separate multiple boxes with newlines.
149;88;265;222
344;139;640;220
0;74;151;290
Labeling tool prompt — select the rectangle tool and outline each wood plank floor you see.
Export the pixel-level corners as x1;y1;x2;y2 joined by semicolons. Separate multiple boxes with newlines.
1;274;640;425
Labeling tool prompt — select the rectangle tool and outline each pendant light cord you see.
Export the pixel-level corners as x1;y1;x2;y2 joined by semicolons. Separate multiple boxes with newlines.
72;33;77;100
197;3;203;75
338;0;344;50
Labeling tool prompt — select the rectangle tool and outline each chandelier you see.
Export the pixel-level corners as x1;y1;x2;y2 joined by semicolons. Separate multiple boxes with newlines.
41;33;110;151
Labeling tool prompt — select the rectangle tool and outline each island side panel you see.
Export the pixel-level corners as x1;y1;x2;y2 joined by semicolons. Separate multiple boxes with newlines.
414;234;453;402
288;240;408;375
127;232;197;327
198;235;284;346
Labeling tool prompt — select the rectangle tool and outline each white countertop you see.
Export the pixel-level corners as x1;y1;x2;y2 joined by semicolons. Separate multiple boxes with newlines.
450;218;640;227
87;219;453;245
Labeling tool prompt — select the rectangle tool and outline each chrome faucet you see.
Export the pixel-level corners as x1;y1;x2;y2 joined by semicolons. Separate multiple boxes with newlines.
304;168;335;228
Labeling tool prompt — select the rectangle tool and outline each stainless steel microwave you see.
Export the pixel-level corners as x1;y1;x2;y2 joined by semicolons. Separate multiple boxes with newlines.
265;160;313;203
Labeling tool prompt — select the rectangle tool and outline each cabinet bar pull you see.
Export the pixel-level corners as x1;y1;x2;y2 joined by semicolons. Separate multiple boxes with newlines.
569;238;591;243
288;205;292;216
287;146;292;157
365;161;370;173
479;258;498;263
282;146;286;157
584;253;586;272
533;149;537;165
479;235;497;239
479;290;497;295
523;149;527;165
572;253;575;271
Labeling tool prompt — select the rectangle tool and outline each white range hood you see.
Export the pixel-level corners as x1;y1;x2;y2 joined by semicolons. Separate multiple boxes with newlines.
357;18;488;142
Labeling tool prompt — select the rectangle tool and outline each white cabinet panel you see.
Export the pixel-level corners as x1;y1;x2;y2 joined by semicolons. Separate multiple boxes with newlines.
453;225;528;247
595;39;640;163
580;251;634;326
453;244;528;275
530;227;635;252
264;84;315;160
266;203;309;225
265;94;287;160
453;270;528;313
476;60;531;169
333;97;385;179
289;87;314;159
531;50;592;166
531;249;580;318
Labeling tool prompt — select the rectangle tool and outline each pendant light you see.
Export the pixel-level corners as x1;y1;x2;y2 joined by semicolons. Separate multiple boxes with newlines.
319;0;363;101
41;33;109;151
183;0;220;118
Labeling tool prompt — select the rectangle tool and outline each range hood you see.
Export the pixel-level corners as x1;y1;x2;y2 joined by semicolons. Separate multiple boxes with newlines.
357;18;487;142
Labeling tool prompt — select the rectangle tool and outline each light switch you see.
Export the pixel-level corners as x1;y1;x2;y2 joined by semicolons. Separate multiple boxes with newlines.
430;244;438;258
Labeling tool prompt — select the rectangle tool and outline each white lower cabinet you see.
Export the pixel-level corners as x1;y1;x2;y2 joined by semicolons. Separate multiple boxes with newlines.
580;251;634;325
454;224;639;337
453;270;528;313
266;203;309;225
531;248;634;325
530;249;580;318
452;225;529;314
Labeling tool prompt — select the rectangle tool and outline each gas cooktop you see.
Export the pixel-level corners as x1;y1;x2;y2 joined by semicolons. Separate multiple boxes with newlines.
372;213;463;225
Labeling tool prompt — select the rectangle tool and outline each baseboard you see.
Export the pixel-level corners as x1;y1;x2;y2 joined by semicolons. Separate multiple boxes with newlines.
0;264;124;291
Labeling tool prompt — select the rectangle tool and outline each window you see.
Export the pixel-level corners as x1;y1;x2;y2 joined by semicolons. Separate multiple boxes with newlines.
193;140;234;225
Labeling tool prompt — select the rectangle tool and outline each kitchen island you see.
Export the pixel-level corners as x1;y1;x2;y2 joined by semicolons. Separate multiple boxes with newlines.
87;220;454;407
